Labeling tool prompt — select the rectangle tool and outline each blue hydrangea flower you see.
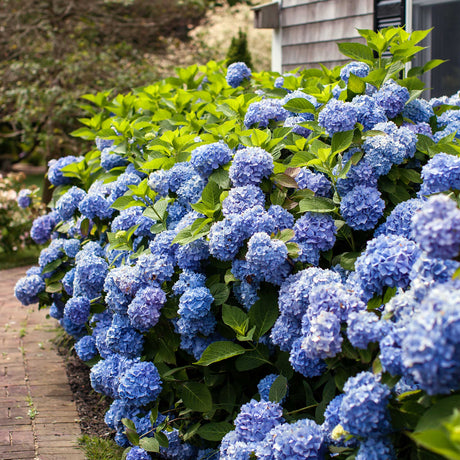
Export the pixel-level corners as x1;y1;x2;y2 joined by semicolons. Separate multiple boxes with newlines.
178;286;214;320
340;371;391;438
136;253;174;284
289;338;326;378
340;186;385;231
401;282;460;394
105;314;144;358
173;270;206;295
14;274;46;305
48;155;80;186
17;189;32;208
318;99;358;136
177;174;206;205
208;214;245;261
190;141;233;177
351;95;387;131
148;170;170;196
356;437;396;460
293;212;336;251
73;253;108;299
160;429;198;459
75;335;98;361
340;61;370;83
336;155;378;196
229;147;273;187
244;99;289;128
60;315;87;339
222;185;265;216
268;205;294;232
101;147;127;171
419;152;460;196
38;239;65;273
301;310;343;359
167;162;197;193
322;394;345;441
246;232;289;284
79;182;114;220
220;430;258;460
412;194;460;259
306;281;365;323
176;238;210;270
373;79;410;119
256;418;325;460
31;211;59;244
403;121;433;137
90;354;124;398
64;296;91;325
437;108;460;127
234;399;284;443
56;186;86;220
62;268;75;296
50;301;64;320
241;205;276;237
402;98;434;123
375;198;425;239
226;62;252;88
295;168;332;197
127;285;166;332
126;447;150;460
433;121;460;142
63;239;80;258
233;280;259;310
362;134;406;177
270;314;301;352
347;311;382;349
118;361;162;406
354;234;420;300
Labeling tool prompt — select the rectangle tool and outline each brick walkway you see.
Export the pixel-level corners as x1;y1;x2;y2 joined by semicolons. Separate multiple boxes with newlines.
0;267;85;460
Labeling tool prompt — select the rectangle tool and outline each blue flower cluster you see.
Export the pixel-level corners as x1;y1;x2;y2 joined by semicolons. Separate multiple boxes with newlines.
318;99;358;135
226;62;252;88
17;189;32;208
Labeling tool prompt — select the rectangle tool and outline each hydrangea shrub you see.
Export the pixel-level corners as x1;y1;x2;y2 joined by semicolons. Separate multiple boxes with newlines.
15;27;460;459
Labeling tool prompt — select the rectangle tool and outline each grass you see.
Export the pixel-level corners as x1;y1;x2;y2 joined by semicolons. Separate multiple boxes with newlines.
0;246;41;270
77;435;124;460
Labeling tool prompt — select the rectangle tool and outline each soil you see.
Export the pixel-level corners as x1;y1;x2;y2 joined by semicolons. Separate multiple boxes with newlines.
56;344;114;438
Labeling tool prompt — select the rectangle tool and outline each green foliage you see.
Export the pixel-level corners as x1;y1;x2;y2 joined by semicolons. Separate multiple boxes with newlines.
226;29;253;68
34;26;460;459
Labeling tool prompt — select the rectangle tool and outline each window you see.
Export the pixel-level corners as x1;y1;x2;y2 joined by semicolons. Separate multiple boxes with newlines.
411;0;460;97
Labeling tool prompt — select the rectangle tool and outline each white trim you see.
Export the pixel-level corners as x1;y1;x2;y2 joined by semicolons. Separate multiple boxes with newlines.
272;27;282;73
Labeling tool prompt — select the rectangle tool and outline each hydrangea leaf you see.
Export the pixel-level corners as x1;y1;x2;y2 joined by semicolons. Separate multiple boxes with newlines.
268;375;288;403
197;422;233;441
178;381;213;412
195;341;246;366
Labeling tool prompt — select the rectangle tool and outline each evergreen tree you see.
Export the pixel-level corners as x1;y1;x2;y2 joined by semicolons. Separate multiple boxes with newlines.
226;29;253;68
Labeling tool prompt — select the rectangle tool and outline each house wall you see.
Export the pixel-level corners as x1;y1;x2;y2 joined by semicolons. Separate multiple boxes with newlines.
280;0;374;71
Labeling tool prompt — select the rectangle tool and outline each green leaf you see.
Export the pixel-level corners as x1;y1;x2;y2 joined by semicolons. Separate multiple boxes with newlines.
122;418;136;430
416;396;460;432
276;228;295;243
235;345;270;371
222;304;248;335
201;181;222;209
340;252;360;271
178;382;213;412
273;173;298;188
347;73;366;94
45;282;62;294
139;437;160;453
209;283;230;306
197;422;233;441
268;375;288;403
409;430;460;460
111;195;139;211
155;431;169;448
283;97;316;113
248;287;279;340
195;341;246;366
209;168;231;189
337;42;375;64
298;196;337;213
331;130;355;154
